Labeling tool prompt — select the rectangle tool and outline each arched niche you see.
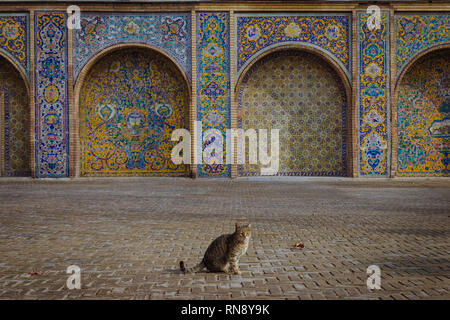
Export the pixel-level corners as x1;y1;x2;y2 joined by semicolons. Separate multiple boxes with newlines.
0;53;31;177
235;47;351;176
394;48;449;177
75;45;191;177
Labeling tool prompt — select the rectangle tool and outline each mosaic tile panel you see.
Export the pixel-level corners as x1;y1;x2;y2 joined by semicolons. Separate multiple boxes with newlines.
396;14;450;78
357;11;389;176
196;12;231;177
35;12;69;177
0;13;28;77
80;48;189;176
397;50;449;176
73;13;191;82
237;50;347;176
0;56;30;176
236;14;351;81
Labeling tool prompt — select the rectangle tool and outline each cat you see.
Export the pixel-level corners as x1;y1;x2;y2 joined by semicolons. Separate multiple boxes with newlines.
180;223;251;275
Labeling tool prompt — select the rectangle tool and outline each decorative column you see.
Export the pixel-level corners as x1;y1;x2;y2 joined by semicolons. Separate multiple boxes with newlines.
357;10;390;177
34;12;69;177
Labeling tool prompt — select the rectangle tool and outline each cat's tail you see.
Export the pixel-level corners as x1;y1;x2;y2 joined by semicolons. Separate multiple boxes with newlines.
179;260;205;274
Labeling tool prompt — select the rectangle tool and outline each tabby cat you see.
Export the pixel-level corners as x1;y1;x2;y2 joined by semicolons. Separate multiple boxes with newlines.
180;223;251;275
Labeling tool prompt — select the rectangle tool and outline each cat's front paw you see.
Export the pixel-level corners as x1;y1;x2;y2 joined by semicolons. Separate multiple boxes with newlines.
233;269;241;275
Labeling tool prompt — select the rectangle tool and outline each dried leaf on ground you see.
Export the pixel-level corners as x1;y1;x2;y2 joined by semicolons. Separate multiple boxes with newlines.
28;270;44;275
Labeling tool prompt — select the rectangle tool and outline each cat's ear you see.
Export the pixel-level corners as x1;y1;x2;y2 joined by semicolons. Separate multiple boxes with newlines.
235;222;241;230
247;223;251;229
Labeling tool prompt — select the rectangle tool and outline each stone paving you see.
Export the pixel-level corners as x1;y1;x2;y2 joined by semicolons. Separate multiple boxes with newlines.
0;178;449;300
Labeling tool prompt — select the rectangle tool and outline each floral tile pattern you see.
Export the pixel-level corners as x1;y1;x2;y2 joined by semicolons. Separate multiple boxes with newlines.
197;12;231;177
357;11;390;176
79;48;189;176
0;56;30;176
73;13;191;83
0;13;28;77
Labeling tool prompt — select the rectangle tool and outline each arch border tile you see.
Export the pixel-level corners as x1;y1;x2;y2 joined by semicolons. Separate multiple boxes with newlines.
72;12;191;84
395;13;450;81
235;13;352;83
34;11;69;178
357;10;390;177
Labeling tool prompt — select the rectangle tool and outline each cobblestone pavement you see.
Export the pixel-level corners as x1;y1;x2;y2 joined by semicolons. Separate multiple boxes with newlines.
0;178;449;300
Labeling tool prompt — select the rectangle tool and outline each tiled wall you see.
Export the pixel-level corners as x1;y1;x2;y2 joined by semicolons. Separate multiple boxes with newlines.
0;7;448;178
